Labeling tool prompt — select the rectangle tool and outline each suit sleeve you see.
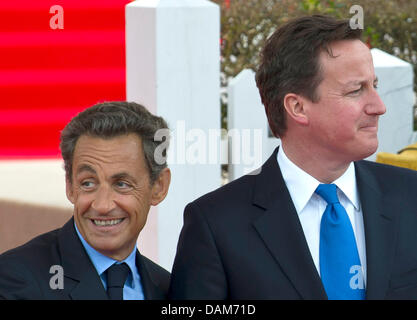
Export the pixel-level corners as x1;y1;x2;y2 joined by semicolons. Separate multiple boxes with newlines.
169;202;228;299
0;255;44;300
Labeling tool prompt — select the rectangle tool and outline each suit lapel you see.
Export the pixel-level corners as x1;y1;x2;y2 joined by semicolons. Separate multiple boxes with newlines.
58;218;108;300
252;148;327;299
58;218;166;300
250;152;399;299
355;161;398;299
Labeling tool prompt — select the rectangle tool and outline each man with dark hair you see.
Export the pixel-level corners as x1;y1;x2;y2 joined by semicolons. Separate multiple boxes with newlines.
0;101;171;300
169;15;417;299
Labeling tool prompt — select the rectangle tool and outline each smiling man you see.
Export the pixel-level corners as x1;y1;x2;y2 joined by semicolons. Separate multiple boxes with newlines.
169;15;417;300
0;102;171;300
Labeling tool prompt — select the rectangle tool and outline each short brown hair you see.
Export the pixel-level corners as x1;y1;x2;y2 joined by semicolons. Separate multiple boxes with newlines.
60;101;169;184
255;15;363;138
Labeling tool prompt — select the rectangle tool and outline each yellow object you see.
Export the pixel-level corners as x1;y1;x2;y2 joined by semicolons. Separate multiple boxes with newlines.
376;143;417;171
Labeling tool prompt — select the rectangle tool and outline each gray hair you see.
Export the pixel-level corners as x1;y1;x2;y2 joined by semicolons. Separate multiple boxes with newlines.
60;101;169;184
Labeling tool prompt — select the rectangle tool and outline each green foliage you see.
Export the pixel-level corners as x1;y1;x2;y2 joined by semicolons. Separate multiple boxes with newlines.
212;0;417;129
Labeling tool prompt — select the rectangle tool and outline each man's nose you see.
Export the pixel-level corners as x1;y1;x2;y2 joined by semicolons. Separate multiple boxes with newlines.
366;88;386;116
91;185;116;214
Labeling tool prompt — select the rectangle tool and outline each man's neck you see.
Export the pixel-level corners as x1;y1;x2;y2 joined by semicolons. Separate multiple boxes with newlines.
280;139;351;184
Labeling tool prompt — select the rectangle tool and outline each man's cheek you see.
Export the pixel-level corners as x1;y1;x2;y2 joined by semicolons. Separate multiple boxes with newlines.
75;196;93;216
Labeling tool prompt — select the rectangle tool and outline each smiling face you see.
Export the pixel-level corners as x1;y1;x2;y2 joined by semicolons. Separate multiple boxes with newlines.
305;39;386;163
66;133;169;261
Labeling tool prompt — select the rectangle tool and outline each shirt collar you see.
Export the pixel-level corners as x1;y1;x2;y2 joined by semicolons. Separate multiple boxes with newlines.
277;146;360;213
333;163;360;211
277;146;320;214
74;221;139;288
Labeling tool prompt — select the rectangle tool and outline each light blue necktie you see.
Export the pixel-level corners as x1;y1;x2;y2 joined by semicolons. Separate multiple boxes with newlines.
316;184;365;300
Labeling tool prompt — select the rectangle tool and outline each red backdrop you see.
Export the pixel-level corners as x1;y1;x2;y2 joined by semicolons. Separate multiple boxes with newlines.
0;0;132;159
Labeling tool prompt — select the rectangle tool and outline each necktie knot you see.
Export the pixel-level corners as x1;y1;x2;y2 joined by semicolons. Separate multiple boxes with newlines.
315;183;339;205
106;262;130;299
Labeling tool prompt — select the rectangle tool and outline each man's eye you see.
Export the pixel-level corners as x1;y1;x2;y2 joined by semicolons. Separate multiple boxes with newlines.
81;181;95;188
116;181;131;189
349;87;362;95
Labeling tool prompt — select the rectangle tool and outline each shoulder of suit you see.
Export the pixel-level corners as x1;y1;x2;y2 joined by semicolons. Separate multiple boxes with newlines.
140;255;170;277
191;172;256;207
139;254;170;294
0;226;63;300
357;159;417;181
0;227;61;266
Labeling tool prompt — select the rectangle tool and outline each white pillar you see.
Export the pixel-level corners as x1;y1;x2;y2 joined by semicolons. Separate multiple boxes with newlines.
126;0;221;271
227;69;279;181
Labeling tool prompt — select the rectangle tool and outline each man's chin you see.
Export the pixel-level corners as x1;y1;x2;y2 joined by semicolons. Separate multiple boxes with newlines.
89;240;129;260
354;141;379;161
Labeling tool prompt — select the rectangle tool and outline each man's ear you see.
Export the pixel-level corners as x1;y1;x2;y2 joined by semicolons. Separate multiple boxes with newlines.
283;93;309;126
150;168;171;206
65;177;75;204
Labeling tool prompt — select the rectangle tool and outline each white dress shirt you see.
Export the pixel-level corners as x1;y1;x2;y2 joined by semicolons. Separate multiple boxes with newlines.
277;146;367;286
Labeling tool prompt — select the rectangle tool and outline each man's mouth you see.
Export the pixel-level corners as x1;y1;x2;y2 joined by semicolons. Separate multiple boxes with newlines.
92;218;125;226
360;125;377;132
359;121;378;131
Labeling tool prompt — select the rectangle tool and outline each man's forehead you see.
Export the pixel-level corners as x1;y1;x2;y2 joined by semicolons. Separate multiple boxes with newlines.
73;134;142;157
72;134;145;174
72;147;136;169
75;133;142;148
319;40;375;81
319;40;372;69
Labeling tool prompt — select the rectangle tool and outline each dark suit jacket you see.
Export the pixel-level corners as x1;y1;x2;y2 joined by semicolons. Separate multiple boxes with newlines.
0;217;170;300
169;147;417;299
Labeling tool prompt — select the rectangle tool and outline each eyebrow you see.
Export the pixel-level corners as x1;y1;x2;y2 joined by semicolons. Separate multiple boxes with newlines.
75;164;137;184
344;77;378;86
111;172;138;184
76;164;97;176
